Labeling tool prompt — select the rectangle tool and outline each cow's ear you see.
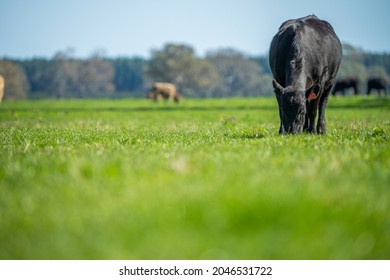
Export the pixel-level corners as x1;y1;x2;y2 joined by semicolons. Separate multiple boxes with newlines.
272;79;284;94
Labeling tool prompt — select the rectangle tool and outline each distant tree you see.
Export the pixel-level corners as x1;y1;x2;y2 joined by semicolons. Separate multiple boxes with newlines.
48;50;79;98
75;54;114;98
258;56;272;74
367;65;388;80
7;43;390;99
206;48;270;97
40;50;115;98
363;52;390;74
146;44;193;85
0;60;29;100
21;58;52;98
256;74;274;97
112;57;147;94
184;59;220;97
145;43;218;96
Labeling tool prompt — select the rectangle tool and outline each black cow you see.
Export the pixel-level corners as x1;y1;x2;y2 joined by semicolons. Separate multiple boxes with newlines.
367;78;387;96
332;77;359;96
269;15;342;134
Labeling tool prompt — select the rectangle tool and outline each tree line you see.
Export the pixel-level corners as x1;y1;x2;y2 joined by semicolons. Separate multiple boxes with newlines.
0;43;389;100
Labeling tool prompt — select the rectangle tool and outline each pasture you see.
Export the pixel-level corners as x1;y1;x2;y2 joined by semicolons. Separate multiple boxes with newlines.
0;97;389;259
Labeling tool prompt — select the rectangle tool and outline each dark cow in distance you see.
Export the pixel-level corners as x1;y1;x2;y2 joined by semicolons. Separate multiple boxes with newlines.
332;77;359;96
269;15;342;134
367;78;387;96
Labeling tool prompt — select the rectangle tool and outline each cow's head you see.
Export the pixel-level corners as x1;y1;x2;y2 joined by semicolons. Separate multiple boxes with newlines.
273;79;306;134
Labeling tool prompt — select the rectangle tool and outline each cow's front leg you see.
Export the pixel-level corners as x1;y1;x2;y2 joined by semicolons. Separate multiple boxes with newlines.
317;87;331;134
305;100;318;133
278;107;285;134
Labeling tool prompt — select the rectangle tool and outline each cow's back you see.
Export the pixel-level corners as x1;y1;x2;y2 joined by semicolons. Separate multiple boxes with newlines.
269;21;297;86
297;17;341;78
269;15;341;87
368;78;386;88
154;82;176;93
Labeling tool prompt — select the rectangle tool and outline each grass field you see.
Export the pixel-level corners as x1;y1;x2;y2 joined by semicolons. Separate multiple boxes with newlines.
0;96;389;260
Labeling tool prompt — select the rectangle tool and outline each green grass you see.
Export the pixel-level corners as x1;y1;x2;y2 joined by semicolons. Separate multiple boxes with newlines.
1;96;389;259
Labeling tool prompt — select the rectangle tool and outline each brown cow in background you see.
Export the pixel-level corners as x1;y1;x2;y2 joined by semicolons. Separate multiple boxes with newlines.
147;82;180;103
0;75;4;103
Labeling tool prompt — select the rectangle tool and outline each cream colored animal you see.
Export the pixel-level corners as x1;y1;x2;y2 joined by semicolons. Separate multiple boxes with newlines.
147;82;180;103
0;75;4;103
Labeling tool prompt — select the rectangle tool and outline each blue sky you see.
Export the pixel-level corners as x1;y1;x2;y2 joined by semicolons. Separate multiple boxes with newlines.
1;0;389;58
